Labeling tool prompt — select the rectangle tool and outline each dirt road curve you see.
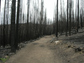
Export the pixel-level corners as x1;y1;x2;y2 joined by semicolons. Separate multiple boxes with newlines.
6;34;84;63
7;35;56;63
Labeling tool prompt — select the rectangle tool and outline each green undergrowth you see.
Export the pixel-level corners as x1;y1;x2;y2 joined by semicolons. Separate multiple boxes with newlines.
0;56;9;62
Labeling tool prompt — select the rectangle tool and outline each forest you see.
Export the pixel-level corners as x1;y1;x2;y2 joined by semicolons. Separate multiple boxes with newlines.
0;0;84;63
0;0;84;56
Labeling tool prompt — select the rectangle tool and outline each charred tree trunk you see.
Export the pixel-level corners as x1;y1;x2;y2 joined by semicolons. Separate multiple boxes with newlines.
77;0;79;32
44;10;47;35
69;0;71;36
0;0;1;12
56;0;58;37
3;0;6;47
11;0;16;52
15;0;20;50
66;0;68;36
27;0;30;40
40;0;43;36
80;13;83;29
6;0;9;44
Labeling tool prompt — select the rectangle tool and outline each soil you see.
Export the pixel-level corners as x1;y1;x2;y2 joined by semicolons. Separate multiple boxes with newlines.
3;32;84;63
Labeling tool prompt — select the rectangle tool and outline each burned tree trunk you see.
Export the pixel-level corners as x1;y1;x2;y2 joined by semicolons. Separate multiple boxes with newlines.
56;0;58;37
66;0;68;36
0;0;1;12
27;0;30;40
11;0;16;52
15;0;20;50
40;0;44;36
69;0;72;36
77;0;79;32
3;0;6;47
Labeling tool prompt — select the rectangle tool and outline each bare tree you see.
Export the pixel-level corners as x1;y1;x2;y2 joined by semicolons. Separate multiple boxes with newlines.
43;10;47;35
6;0;9;45
11;0;16;52
80;9;83;29
27;0;30;39
77;0;79;32
66;0;68;36
40;0;44;36
56;0;58;37
69;0;72;36
3;0;6;47
15;0;20;50
0;0;1;12
60;0;63;35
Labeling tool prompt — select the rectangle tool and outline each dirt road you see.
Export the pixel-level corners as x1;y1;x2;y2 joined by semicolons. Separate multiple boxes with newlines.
7;35;56;63
6;34;84;63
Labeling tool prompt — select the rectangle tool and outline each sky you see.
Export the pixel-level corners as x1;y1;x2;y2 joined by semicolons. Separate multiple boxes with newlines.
22;0;56;20
44;0;56;20
0;0;84;24
22;0;83;20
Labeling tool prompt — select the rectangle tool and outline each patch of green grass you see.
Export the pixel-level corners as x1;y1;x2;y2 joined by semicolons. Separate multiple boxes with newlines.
0;56;9;62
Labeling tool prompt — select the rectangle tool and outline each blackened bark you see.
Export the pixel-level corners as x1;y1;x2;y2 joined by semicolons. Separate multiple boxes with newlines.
6;0;9;44
0;0;1;12
66;0;68;36
27;0;30;39
40;0;43;36
77;0;79;32
15;0;20;50
11;0;16;52
56;0;58;37
69;0;71;36
80;14;83;29
3;0;6;47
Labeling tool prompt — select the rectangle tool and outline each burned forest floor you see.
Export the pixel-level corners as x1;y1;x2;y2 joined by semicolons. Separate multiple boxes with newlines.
0;28;84;63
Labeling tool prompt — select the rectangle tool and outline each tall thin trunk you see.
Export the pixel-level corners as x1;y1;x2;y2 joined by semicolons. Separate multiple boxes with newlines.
66;0;68;36
33;14;36;38
0;0;1;12
77;0;79;32
27;0;30;39
44;10;47;35
15;0;20;50
0;0;1;45
69;0;71;36
60;0;63;35
11;0;16;52
6;0;9;44
3;0;6;47
56;0;58;37
80;12;83;29
39;0;44;36
73;12;74;28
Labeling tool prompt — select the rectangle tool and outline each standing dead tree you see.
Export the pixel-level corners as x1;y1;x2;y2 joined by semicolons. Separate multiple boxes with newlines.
69;0;72;36
56;0;58;37
0;0;1;12
3;0;6;47
77;0;79;32
27;0;30;40
11;0;16;52
40;0;44;36
15;0;20;50
66;0;69;36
